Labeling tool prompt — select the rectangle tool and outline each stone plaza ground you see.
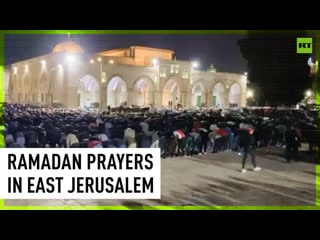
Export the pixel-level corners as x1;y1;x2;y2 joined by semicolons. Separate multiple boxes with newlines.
6;145;317;207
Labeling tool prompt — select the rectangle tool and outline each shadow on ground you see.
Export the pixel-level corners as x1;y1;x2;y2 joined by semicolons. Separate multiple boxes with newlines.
121;172;316;208
143;175;316;207
255;147;317;164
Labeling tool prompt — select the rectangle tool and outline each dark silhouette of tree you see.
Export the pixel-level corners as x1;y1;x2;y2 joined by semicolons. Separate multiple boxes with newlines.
238;31;313;106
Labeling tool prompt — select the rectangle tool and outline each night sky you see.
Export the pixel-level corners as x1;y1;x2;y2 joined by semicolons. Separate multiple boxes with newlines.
4;34;247;73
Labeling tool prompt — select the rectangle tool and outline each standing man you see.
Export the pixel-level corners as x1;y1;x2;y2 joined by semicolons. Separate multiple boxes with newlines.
238;123;261;173
284;125;300;162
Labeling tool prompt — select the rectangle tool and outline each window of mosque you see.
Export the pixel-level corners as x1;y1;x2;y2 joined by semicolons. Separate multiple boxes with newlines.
160;67;167;77
160;72;166;78
170;64;180;74
183;70;189;79
170;65;175;73
175;65;180;74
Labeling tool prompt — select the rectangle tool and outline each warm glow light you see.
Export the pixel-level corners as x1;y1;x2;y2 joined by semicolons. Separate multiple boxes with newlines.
247;89;254;98
25;65;28;72
58;64;63;70
41;60;46;66
13;66;17;74
192;61;199;68
244;72;248;76
97;57;102;62
66;55;76;63
305;90;312;97
90;59;95;64
109;59;114;64
152;58;158;65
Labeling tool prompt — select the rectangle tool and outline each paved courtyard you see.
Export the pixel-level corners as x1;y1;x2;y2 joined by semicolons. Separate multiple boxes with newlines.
6;146;317;207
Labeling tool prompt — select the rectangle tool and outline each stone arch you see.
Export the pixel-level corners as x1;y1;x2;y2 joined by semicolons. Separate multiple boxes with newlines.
23;74;32;102
8;74;16;102
191;80;206;107
107;75;127;107
23;74;31;92
77;74;100;109
132;76;155;106
8;74;16;95
212;81;226;108
39;73;49;93
16;75;22;91
228;82;242;107
18;93;23;104
162;77;182;106
50;65;65;103
39;73;49;104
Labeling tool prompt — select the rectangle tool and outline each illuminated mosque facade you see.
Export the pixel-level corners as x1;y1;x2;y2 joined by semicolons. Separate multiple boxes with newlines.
5;39;248;109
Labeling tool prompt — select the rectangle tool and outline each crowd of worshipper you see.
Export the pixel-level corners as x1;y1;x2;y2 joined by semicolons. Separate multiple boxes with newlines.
3;103;319;158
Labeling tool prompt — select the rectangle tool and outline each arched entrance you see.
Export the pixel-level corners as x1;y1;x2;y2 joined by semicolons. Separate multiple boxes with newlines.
133;77;154;106
212;82;225;108
162;78;181;106
24;74;31;92
78;75;100;109
39;73;49;105
23;74;31;103
51;66;64;103
229;83;241;107
8;74;16;99
107;76;127;107
191;82;205;107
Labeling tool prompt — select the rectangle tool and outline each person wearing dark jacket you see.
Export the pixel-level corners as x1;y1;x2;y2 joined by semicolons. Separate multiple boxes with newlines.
285;125;300;162
238;123;261;173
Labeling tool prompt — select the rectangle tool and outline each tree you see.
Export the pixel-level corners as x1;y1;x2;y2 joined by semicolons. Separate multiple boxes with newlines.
238;31;311;106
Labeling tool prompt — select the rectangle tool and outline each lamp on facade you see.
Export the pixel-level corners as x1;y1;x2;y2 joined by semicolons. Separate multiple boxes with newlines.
66;54;76;63
152;58;158;65
90;57;105;83
192;61;199;68
247;89;254;98
13;66;17;74
305;89;312;98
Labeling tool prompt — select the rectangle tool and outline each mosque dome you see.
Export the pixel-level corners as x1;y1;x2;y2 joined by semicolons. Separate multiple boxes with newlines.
52;40;84;54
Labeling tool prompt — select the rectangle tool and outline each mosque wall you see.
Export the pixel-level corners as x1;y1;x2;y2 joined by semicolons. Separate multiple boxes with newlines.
6;44;247;109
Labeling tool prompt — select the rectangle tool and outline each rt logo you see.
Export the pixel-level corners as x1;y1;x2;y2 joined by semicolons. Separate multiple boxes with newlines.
296;38;313;54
